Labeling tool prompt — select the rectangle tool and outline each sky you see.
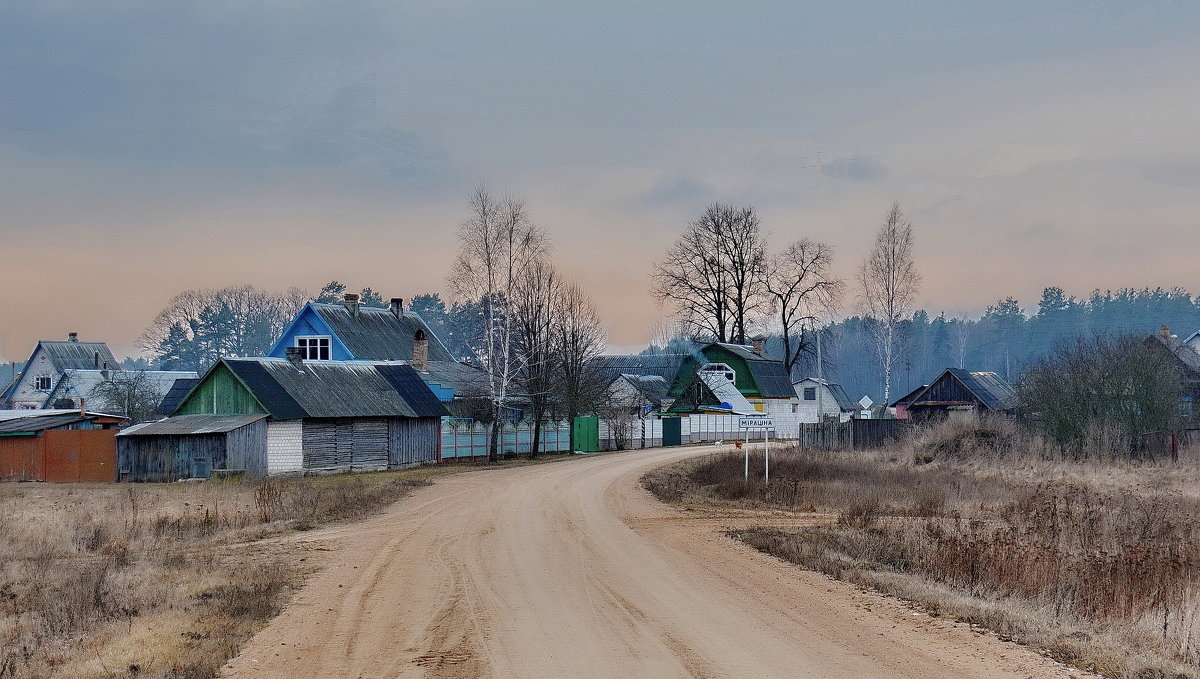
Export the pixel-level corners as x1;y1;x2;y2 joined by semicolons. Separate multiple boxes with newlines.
2;1;1199;361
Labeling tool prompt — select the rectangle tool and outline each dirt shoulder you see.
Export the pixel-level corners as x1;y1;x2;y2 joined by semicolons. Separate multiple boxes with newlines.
220;445;1086;679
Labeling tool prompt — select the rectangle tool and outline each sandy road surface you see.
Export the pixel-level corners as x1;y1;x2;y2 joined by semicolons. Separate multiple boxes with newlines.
222;446;1086;679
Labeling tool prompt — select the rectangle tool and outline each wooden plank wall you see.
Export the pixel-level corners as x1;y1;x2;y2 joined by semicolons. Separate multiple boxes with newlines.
303;417;400;470
223;419;268;476
389;417;440;467
117;433;228;482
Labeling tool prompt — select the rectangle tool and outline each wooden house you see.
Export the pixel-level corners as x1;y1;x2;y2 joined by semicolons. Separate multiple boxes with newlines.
903;369;1018;422
889;384;929;420
117;354;448;480
0;409;126;482
665;341;799;415
267;294;489;416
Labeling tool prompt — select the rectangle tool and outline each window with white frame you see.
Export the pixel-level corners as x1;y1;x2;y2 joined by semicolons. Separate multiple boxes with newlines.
35;375;52;391
296;336;332;360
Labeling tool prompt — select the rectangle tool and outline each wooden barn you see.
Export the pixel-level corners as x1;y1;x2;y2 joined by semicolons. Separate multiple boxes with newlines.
117;414;268;481
117;354;448;480
903;369;1018;422
0;409;126;482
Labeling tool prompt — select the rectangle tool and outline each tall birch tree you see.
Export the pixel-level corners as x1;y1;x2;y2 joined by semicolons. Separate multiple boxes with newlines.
857;202;920;405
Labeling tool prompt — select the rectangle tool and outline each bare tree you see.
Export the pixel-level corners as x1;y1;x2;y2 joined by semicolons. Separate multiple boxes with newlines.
652;203;766;344
949;313;972;369
88;371;169;424
551;280;608;450
764;239;843;377
511;260;561;458
857;202;920;404
449;186;548;462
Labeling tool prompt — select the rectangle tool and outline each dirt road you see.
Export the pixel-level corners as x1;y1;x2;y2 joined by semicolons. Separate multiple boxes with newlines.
222;446;1083;679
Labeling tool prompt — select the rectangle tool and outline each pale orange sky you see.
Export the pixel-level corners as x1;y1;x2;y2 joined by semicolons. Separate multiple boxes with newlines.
2;3;1199;362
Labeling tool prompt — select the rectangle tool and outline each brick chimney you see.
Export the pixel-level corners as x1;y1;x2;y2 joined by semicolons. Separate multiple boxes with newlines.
343;292;360;318
285;346;305;370
751;335;766;356
389;297;403;320
68;332;78;342
1161;325;1172;341
413;329;429;371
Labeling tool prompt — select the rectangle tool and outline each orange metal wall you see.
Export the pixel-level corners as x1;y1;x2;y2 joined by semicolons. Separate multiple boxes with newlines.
44;430;117;483
0;430;117;483
0;436;44;481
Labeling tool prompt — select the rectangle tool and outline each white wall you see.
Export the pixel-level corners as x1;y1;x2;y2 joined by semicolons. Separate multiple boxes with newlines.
793;381;850;423
266;420;303;474
7;346;56;409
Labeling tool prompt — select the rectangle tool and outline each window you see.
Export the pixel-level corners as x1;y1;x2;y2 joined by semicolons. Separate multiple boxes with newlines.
35;375;52;391
803;387;817;401
296;336;331;360
791;403;798;413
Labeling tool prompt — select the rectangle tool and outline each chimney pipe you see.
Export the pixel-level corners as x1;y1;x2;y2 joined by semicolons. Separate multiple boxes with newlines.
343;292;361;318
413;329;429;371
285;346;305;370
389;297;404;320
1161;325;1172;341
751;335;765;356
68;332;78;342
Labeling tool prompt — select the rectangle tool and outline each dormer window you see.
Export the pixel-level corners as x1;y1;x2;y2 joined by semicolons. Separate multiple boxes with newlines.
700;363;736;383
296;336;331;361
35;376;52;391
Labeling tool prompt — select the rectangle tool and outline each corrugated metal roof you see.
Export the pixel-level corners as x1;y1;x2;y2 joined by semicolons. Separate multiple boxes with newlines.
222;358;448;419
38;341;119;371
1156;335;1200;376
416;361;490;398
697;372;757;415
591;354;695;395
46;369;198;409
310;303;454;362
0;412;96;434
119;414;267;436
620;374;670;408
948;369;1018;410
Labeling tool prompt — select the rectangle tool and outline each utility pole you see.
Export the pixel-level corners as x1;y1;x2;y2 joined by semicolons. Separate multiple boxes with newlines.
815;325;824;422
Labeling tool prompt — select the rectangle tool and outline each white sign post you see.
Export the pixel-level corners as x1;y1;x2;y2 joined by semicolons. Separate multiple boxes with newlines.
738;416;775;483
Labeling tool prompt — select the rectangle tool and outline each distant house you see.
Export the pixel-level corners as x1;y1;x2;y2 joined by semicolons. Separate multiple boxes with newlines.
1148;326;1200;422
268;294;488;416
2;334;119;409
0;409;126;482
903;369;1018;421
44;368;197;416
667;340;799;415
117;354;448;481
792;377;857;422
605;374;671;413
889;384;929;420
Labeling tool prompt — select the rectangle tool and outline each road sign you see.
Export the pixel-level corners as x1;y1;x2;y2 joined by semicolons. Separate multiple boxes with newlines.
738;417;774;429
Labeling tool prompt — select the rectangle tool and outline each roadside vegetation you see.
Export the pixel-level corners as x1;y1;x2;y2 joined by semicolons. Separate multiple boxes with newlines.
643;416;1200;679
0;471;435;679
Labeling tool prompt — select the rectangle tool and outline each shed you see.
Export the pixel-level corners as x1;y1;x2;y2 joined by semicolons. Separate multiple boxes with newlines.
0;409;126;482
904;369;1018;421
151;357;449;477
117;414;268;481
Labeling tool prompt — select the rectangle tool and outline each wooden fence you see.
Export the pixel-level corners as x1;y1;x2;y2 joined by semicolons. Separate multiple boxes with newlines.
796;419;911;450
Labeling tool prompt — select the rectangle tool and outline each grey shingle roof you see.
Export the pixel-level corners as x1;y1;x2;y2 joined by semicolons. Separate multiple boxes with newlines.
46;369;197;409
592;354;693;386
310;303;454;362
416;361;490;398
221;358;449;419
157;378;200;415
620;374;670;408
796;378;858;411
38;341;119;371
948;369;1018;410
119;414;268;436
706;343;796;398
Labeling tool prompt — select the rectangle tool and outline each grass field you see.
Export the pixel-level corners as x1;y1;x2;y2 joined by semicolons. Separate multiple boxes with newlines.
0;456;571;679
643;418;1200;679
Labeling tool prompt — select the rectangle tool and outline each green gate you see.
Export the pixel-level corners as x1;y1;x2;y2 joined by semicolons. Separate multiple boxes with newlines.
662;417;682;446
572;415;599;452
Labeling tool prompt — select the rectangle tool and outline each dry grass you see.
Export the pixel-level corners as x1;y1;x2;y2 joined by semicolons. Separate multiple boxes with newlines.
643;417;1200;679
0;472;430;679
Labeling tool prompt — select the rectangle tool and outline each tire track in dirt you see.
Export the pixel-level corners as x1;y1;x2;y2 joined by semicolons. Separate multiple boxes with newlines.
223;448;1094;679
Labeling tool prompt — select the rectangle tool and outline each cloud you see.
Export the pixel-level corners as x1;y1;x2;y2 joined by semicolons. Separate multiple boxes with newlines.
1141;162;1200;188
639;175;713;207
819;156;886;182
